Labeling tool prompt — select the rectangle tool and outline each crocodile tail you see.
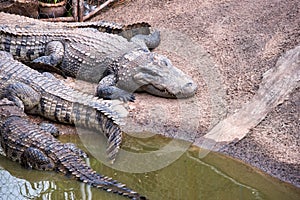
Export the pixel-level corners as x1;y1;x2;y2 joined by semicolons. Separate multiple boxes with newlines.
60;156;147;199
92;99;127;163
93;21;124;34
92;178;147;200
96;109;122;163
123;22;151;32
119;22;151;41
69;21;151;39
66;21;124;34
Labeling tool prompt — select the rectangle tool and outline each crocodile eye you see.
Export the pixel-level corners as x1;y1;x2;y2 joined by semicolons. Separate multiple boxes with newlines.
140;48;148;53
161;60;169;67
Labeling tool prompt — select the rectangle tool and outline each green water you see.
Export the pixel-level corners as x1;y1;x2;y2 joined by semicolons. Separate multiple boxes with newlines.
0;134;299;200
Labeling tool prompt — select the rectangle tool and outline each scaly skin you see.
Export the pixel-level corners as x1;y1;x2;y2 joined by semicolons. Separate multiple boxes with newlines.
0;51;125;162
61;21;160;49
0;12;198;101
0;98;147;200
1;12;157;48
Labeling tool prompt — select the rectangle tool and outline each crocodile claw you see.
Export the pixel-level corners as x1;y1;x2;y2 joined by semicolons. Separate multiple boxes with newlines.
119;93;135;102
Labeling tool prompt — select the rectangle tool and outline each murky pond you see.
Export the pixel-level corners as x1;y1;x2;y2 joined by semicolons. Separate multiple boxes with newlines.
0;133;299;200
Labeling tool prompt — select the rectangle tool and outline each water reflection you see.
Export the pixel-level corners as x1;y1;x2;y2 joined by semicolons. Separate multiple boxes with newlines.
0;158;94;200
0;135;299;200
0;167;52;199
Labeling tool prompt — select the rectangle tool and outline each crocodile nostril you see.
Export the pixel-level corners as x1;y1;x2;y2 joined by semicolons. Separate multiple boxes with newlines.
184;81;198;95
186;82;194;87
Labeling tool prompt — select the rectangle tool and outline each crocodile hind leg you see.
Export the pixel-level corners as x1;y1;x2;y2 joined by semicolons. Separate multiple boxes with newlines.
21;147;55;170
31;41;65;74
96;74;135;102
64;143;88;158
4;82;41;111
38;122;86;157
39;122;60;137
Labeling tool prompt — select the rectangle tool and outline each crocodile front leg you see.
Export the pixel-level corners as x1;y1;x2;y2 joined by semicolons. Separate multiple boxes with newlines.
96;74;135;102
5;82;41;111
21;147;55;170
31;41;65;72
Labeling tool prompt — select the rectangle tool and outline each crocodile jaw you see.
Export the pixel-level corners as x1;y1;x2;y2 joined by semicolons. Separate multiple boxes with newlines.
133;53;198;98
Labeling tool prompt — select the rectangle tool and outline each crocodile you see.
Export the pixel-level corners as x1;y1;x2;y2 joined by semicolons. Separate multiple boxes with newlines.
5;12;159;49
58;21;160;49
0;98;147;200
0;51;125;162
0;12;198;101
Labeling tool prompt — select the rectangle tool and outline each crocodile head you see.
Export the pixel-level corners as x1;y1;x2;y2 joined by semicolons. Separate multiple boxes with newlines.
119;50;198;98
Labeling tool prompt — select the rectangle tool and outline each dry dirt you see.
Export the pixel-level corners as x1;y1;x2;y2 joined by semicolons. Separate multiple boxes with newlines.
85;0;300;187
21;0;299;188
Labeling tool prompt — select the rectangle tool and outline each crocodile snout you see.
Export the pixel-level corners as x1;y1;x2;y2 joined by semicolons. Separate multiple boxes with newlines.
179;81;198;98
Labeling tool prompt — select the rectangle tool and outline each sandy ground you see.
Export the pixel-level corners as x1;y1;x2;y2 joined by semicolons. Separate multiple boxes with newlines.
82;0;299;187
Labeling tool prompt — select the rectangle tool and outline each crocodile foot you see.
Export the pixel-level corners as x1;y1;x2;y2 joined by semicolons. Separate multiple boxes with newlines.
96;86;135;102
64;143;88;158
39;122;60;137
